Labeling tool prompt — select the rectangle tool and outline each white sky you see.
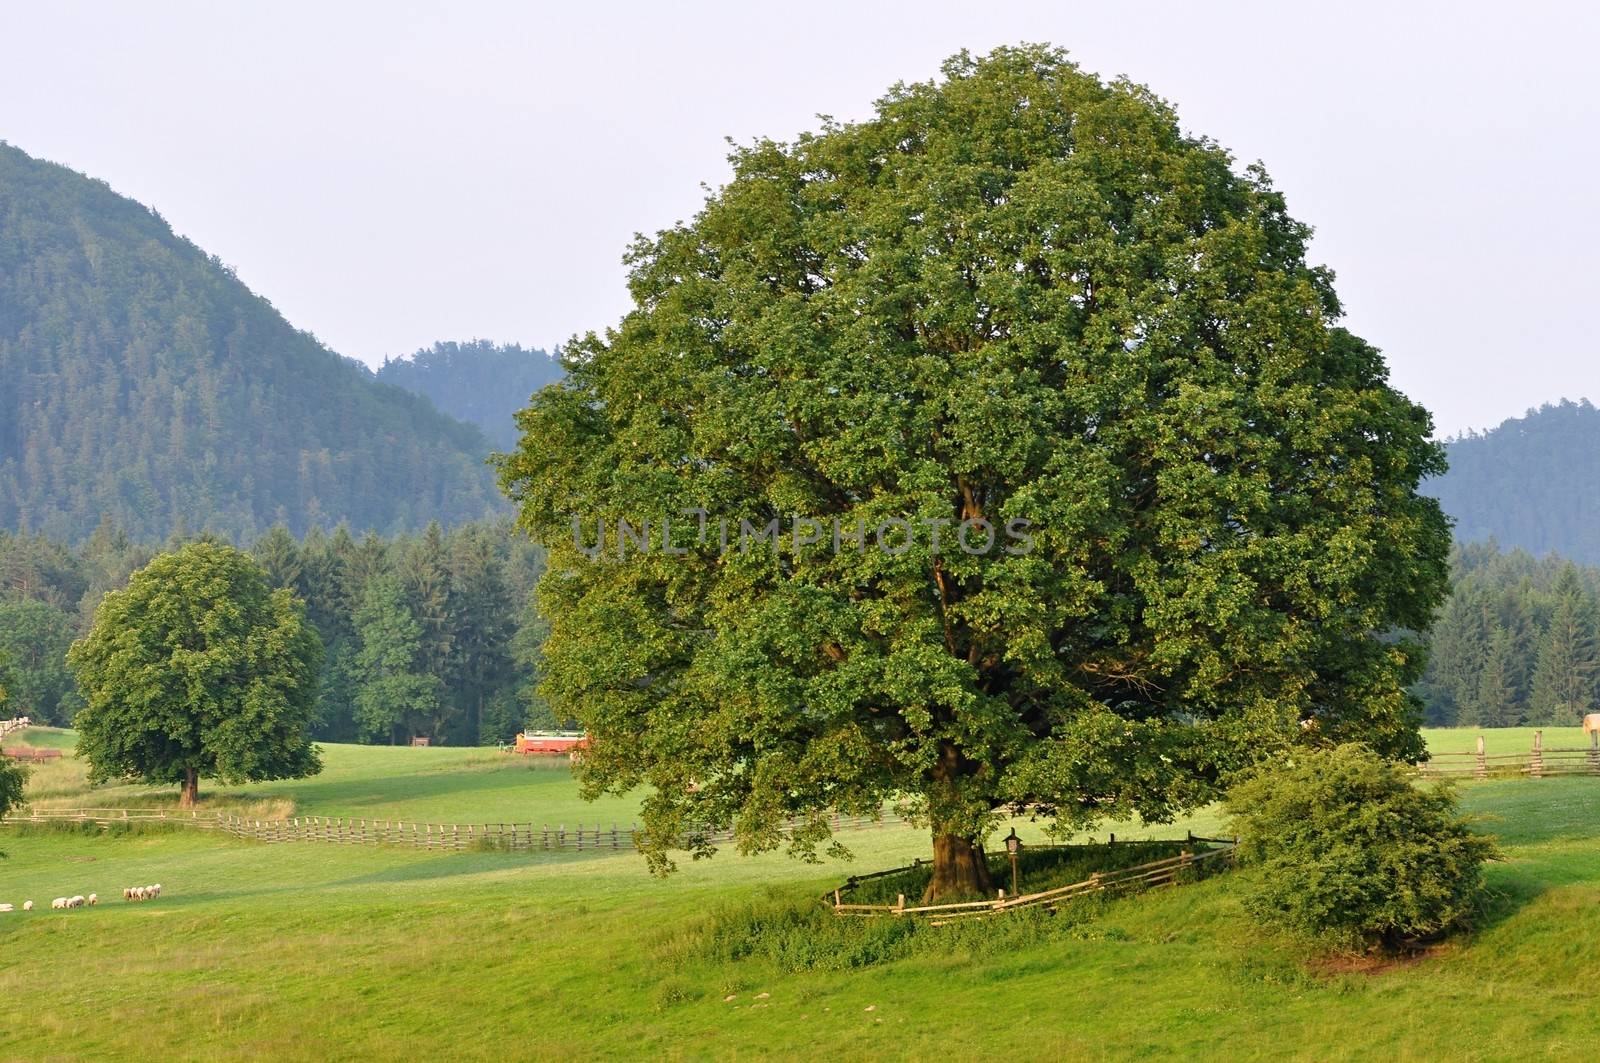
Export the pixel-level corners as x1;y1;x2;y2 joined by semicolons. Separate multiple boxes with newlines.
2;1;1595;438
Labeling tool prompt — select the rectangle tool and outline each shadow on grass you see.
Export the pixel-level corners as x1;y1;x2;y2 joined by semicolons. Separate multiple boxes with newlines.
327;849;599;887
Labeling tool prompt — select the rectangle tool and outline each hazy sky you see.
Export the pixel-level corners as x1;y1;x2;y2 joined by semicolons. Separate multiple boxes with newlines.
3;1;1595;437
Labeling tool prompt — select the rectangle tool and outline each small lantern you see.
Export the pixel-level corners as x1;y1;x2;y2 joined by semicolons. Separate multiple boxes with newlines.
1003;828;1022;895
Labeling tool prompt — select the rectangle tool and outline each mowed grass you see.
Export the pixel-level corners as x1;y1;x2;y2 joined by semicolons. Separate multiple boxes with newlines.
1421;726;1595;755
14;728;641;826
2;737;1599;1060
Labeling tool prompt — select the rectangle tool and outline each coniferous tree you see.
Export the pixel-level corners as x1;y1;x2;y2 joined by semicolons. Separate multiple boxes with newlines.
1530;586;1600;724
1473;627;1521;727
352;574;440;744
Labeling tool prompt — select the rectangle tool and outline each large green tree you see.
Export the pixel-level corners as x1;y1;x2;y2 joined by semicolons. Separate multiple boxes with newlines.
498;47;1452;898
67;541;323;806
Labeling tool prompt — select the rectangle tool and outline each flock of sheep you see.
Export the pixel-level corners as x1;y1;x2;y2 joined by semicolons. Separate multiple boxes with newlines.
0;884;161;914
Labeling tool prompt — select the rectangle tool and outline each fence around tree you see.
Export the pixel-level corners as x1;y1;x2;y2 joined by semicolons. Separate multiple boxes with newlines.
826;836;1238;923
1417;730;1600;778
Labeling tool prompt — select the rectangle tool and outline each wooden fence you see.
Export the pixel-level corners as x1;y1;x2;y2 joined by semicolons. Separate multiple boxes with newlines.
0;717;32;742
5;806;905;852
827;836;1238;923
1417;730;1600;779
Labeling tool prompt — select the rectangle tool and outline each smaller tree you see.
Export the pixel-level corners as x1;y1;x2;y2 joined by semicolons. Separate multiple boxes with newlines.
68;541;324;806
1226;744;1497;952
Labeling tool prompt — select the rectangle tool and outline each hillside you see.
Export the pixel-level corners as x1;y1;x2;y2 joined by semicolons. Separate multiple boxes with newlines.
1433;400;1600;563
377;340;563;450
0;143;502;543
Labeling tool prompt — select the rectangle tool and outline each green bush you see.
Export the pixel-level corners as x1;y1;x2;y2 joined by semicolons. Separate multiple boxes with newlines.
1225;744;1498;952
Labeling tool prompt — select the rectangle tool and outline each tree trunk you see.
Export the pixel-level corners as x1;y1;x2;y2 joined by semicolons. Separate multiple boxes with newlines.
179;767;199;808
923;832;994;903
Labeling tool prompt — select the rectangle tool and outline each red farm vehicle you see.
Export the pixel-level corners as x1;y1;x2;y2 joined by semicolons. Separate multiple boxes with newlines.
510;731;590;757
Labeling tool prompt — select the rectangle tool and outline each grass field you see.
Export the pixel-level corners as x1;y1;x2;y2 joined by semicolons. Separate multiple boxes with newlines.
1421;726;1594;755
3;730;1598;1060
15;729;642;825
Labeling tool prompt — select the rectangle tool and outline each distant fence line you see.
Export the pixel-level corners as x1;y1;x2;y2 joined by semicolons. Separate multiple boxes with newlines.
4;806;906;853
0;717;32;742
1417;730;1600;779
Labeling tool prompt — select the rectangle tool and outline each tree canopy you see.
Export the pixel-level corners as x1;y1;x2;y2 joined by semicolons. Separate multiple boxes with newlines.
497;46;1452;898
67;541;324;806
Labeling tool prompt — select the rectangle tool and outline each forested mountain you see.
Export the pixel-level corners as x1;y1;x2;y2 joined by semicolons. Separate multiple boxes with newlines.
376;341;563;450
0;143;503;543
1432;400;1600;563
0;520;562;745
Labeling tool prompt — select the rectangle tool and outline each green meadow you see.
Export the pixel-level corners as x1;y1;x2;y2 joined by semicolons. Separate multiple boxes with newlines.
2;728;1596;1061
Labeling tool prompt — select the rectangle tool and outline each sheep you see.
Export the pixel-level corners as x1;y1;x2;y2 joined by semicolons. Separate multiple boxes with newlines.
68;895;85;909
149;884;162;898
87;893;98;906
23;900;33;911
51;898;67;910
0;903;13;913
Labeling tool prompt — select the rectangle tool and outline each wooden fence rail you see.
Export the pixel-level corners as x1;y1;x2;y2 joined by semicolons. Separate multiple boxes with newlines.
1416;730;1600;779
5;806;908;853
0;717;34;743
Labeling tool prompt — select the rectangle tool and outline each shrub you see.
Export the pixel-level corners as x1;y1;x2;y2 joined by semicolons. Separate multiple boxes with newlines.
1225;743;1498;952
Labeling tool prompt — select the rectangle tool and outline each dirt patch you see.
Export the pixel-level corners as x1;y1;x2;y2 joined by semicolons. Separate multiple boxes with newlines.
1312;942;1450;976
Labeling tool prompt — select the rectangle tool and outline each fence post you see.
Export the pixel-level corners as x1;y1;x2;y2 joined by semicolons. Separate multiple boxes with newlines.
1475;735;1487;779
1590;730;1600;774
1532;730;1545;779
896;893;905;914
